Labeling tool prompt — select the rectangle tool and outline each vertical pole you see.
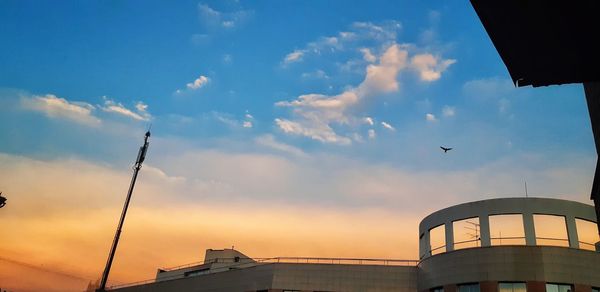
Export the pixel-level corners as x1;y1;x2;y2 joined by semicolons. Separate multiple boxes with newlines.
97;131;150;291
583;82;600;236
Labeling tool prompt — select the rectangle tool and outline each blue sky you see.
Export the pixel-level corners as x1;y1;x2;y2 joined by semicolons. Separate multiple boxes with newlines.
0;0;597;288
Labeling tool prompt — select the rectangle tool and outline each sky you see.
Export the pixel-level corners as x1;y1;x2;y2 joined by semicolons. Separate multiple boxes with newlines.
0;0;597;291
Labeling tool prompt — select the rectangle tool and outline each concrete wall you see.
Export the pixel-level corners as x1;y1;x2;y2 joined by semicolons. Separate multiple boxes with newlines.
113;263;418;292
113;264;274;292
418;245;600;292
271;263;417;292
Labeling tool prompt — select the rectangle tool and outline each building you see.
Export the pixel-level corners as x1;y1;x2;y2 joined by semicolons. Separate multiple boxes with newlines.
111;197;599;292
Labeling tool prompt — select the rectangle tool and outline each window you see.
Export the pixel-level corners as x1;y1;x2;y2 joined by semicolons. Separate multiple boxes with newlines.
489;214;526;245
546;284;572;292
499;282;526;292
431;287;444;292
458;283;480;292
591;287;599;292
576;218;600;251
453;217;481;249
533;214;569;247
429;224;446;255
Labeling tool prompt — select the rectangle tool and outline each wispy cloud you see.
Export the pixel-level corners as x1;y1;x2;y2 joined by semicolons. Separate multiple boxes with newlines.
101;97;151;121
198;3;253;30
410;54;456;82
186;75;210;90
281;20;401;66
368;129;376;139
275;44;409;144
301;69;329;79
283;50;305;65
381;121;395;131
426;113;437;122
274;118;351;145
21;94;101;126
255;134;306;157
360;48;377;63
442;105;455;117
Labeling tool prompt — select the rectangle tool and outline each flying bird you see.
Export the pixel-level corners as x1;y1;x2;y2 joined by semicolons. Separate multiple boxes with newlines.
440;146;453;153
0;192;6;208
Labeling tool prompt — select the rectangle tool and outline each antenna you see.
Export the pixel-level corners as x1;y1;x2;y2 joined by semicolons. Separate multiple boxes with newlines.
525;180;528;198
97;131;150;291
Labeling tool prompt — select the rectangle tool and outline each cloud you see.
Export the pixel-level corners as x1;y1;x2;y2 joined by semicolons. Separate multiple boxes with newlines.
462;77;515;101
283;50;305;64
301;69;329;79
368;129;376;139
223;54;233;64
186;75;210;90
275;44;410;144
198;3;253;30
410;54;456;82
243;121;253;128
363;117;374;126
101;97;151;121
276;20;454;145
255;134;306;157
281;20;402;66
274;118;352;145
381;121;395;131
21;94;101;126
442;105;455;117
356;44;408;97
360;48;377;63
426;113;437;122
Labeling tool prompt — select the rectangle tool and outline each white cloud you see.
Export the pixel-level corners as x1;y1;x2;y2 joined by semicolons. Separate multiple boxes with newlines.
426;113;437;122
223;54;233;64
275;44;408;144
360;48;376;63
198;3;253;30
381;121;395;131
368;129;376;139
243;121;253;128
442;105;455;117
21;94;101;126
463;77;516;101
301;69;329;79
255;134;306;157
186;75;210;90
357;44;408;97
276;21;454;145
351;21;402;43
135;101;148;113
363;117;374;126
281;20;402;66
499;98;510;114
101;97;151;121
410;54;456;82
284;50;305;64
275;118;351;145
245;113;254;119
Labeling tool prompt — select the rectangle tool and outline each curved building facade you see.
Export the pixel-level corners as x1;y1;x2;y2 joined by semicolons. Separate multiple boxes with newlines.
418;197;600;292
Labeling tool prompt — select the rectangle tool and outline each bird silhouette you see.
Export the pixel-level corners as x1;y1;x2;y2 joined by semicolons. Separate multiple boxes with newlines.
440;146;452;153
0;192;6;208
